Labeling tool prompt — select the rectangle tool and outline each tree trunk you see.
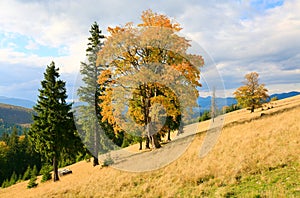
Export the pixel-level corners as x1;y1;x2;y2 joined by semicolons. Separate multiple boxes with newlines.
53;156;59;182
145;136;150;149
139;138;142;150
251;105;254;113
93;87;99;166
177;125;184;135
93;156;99;166
93;116;99;166
167;129;171;141
152;134;161;149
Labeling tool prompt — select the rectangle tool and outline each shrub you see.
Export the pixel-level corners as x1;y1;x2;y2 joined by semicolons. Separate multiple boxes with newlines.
40;164;52;183
103;156;114;167
27;175;38;189
199;111;211;122
1;179;9;188
27;169;38;189
270;96;278;102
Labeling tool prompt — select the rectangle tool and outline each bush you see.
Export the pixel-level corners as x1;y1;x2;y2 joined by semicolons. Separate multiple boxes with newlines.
121;138;130;148
1;179;9;188
224;104;240;114
199;111;211;122
27;169;38;189
40;164;52;183
27;175;38;189
103;156;114;167
270;96;278;102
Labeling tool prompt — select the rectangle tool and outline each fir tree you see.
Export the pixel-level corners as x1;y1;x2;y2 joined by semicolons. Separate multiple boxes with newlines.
27;171;38;189
32;165;38;177
22;166;31;181
28;62;79;182
9;171;17;186
77;22;116;166
40;164;52;182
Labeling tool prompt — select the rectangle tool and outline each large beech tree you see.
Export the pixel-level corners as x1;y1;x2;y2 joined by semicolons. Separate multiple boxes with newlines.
29;62;80;181
234;72;269;113
97;10;204;149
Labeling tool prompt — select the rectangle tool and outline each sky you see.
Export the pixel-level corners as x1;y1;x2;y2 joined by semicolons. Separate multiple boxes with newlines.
0;0;299;102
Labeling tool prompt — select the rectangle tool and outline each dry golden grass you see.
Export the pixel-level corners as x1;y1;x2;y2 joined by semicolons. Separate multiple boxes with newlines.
1;95;300;197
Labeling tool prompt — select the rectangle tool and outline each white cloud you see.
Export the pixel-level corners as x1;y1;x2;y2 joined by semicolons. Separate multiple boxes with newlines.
25;40;39;50
0;0;299;101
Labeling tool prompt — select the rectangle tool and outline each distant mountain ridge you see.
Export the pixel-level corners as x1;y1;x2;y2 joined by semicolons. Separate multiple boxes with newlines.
268;91;300;101
0;96;35;109
0;91;299;114
197;91;300;112
0;103;34;124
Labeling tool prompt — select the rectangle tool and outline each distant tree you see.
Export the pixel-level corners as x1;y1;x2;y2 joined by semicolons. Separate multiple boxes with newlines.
0;132;9;144
28;62;81;182
198;111;211;122
270;96;278;102
234;72;269;113
223;104;240;114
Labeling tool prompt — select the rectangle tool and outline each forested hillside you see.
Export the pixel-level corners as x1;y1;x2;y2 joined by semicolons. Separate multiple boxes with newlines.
0;103;34;136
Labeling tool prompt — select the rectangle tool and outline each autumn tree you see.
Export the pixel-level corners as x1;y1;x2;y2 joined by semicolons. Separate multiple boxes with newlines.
29;62;81;181
234;72;269;113
97;10;203;149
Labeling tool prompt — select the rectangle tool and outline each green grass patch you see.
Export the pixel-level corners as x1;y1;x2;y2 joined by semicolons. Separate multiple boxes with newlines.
221;162;300;197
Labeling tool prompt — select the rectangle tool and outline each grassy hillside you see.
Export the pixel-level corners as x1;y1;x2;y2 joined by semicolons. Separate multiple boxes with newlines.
0;96;299;197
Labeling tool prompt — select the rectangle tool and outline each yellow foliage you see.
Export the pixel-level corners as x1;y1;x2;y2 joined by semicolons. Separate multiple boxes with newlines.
138;9;182;31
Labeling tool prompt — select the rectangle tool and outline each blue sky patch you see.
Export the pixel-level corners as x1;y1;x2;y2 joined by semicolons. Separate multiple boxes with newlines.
0;32;69;57
251;0;284;11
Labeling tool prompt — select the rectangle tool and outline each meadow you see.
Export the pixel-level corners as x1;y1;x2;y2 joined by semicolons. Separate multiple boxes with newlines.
1;95;299;197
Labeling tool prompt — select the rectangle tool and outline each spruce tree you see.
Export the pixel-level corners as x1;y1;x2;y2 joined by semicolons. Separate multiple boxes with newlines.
22;166;31;181
40;164;52;182
77;22;116;166
28;62;76;182
27;170;38;189
9;171;17;186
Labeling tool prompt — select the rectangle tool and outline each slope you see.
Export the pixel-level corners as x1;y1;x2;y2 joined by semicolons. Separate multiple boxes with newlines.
1;95;299;197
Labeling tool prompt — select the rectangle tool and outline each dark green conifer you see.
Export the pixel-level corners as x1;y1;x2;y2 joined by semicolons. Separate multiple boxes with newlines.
28;62;78;181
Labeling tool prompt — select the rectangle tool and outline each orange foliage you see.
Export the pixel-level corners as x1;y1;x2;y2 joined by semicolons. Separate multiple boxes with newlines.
97;10;204;137
138;9;182;31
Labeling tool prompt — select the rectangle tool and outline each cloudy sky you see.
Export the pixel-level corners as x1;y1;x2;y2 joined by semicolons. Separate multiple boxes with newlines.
0;0;299;102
